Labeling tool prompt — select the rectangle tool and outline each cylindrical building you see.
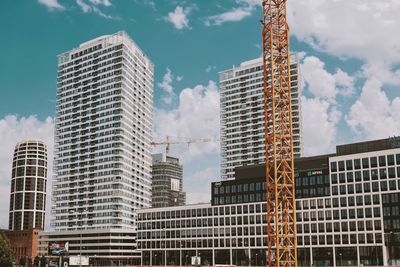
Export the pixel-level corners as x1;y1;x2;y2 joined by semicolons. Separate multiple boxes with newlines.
9;140;47;230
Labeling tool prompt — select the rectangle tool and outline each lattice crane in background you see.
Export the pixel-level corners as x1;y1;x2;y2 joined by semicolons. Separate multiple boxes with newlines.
261;0;297;267
151;136;214;155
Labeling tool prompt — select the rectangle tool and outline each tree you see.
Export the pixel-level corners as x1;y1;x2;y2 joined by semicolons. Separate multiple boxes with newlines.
20;257;26;267
39;256;47;267
0;232;14;267
34;256;39;267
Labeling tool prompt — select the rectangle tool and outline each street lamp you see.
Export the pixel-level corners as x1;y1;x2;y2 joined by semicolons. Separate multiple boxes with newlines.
338;252;342;266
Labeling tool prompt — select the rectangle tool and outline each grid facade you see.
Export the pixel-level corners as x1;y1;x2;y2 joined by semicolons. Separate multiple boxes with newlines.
52;31;153;231
151;153;186;208
219;55;301;180
9;140;47;230
137;140;400;266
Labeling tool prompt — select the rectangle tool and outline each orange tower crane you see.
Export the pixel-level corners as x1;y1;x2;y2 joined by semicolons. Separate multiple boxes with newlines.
150;136;213;155
261;0;297;267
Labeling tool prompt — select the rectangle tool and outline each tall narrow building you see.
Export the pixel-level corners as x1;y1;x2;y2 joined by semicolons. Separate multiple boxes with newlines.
5;140;47;265
219;55;301;179
151;153;186;208
9;140;47;231
41;31;153;265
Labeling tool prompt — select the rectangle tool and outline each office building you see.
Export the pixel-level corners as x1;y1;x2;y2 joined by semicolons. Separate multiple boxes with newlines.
137;138;400;266
152;153;186;208
40;31;154;266
219;55;301;179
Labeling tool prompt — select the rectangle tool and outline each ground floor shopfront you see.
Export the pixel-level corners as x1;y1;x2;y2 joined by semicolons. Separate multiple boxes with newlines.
141;245;400;267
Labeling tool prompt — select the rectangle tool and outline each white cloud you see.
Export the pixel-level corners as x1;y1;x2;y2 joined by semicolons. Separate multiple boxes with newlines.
205;7;252;26
38;0;64;10
301;56;354;101
185;167;219;204
301;97;341;156
346;79;400;139
76;0;91;13
158;68;174;94
88;0;111;6
154;81;220;162
167;6;191;30
205;65;216;73
0;115;54;230
204;0;259;26
75;0;117;19
287;0;400;85
300;55;355;155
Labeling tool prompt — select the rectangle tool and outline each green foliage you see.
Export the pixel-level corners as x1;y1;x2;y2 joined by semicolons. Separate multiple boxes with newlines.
39;255;47;267
34;256;39;267
0;232;14;267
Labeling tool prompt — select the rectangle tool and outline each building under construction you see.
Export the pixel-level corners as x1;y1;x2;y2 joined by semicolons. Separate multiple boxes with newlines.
151;153;186;208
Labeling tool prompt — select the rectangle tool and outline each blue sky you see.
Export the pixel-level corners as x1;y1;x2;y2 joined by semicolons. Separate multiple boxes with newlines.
1;0;400;228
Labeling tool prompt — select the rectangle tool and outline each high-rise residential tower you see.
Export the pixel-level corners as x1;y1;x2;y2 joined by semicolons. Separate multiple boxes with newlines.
219;55;301;179
41;32;153;265
151;153;186;208
9;140;47;231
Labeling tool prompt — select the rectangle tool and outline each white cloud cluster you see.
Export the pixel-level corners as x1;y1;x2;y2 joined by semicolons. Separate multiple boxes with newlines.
288;0;400;85
346;79;400;139
301;56;354;101
38;0;64;10
158;68;183;105
204;0;259;26
167;6;191;30
76;0;116;19
300;55;354;155
154;81;220;162
0;115;54;229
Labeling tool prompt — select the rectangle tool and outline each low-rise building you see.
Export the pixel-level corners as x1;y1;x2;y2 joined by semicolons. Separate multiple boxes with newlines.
137;138;400;266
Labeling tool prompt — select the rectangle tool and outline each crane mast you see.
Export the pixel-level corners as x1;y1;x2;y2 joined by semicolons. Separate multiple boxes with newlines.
262;0;297;267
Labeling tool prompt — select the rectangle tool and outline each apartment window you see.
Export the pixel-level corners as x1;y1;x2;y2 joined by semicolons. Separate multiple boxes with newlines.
364;182;371;192
339;173;346;183
355;171;362;181
370;157;378;168
389;167;396;178
331;162;337;172
348;196;355;206
331;174;338;184
354;159;361;169
373;194;380;204
346;160;353;170
362;158;369;168
379;156;386;166
363;170;370;181
381;181;388;191
338;161;345;171
347;172;354;182
380;168;387;179
389;180;397;190
388;154;395;166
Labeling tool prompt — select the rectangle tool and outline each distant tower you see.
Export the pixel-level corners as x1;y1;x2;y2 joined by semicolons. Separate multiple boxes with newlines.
9;140;47;230
151;153;186;208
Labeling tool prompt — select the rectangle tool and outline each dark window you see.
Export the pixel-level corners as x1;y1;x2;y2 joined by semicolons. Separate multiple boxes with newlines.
364;182;371;192
372;182;379;192
355;171;362;181
347;172;353;182
362;158;369;169
339;173;346;183
331;174;338;184
379;156;386;166
363;170;370;181
331;162;337;172
354;159;361;169
389;167;396;178
338;161;345;171
380;181;388;191
346;160;353;170
388;155;395;166
370;157;377;168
